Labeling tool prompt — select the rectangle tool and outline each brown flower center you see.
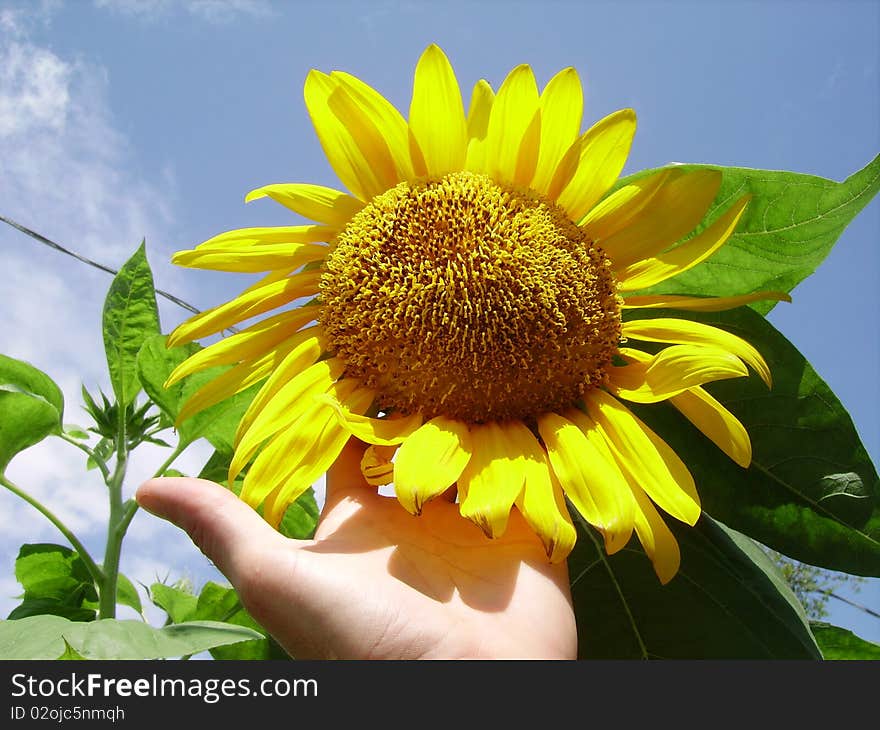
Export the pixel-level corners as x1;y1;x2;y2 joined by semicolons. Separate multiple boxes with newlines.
319;171;620;423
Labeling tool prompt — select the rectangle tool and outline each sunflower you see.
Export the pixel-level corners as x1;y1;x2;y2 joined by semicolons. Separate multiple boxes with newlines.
166;45;787;584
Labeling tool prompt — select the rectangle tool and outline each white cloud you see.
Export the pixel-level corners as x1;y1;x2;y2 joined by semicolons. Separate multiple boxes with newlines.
0;10;219;618
93;0;274;24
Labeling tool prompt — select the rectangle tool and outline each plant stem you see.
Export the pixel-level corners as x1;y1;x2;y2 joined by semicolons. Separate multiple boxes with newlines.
116;441;188;539
98;406;129;620
0;475;104;585
59;432;111;481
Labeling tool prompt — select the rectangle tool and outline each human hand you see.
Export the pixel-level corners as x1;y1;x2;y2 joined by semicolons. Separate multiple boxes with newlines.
136;440;577;659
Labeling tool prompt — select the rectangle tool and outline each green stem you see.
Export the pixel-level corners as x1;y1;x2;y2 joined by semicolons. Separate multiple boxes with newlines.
0;475;104;585
59;433;110;482
153;442;188;480
98;406;129;620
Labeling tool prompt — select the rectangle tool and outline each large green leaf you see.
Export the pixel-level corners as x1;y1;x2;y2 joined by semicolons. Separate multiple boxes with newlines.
810;622;880;659
0;615;262;659
150;580;288;660
102;242;161;408
0;354;64;420
613;155;880;313
627;306;880;576
568;515;821;659
0;391;60;475
8;544;97;622
137;334;260;453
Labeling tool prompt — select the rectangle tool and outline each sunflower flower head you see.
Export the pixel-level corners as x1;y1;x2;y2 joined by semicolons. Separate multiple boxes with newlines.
168;45;788;584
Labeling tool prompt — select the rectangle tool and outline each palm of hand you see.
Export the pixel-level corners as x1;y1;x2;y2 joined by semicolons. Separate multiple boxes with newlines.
138;442;578;660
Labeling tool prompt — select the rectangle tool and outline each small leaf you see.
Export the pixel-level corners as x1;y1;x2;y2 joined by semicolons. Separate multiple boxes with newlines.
0;354;64;421
63;425;90;440
102;242;161;408
115;573;143;614
150;582;198;624
628;306;880;576
0;391;59;474
568;514;821;659
137;335;260;453
9;544;98;622
810;622;880;659
613;155;880;313
0;615;262;659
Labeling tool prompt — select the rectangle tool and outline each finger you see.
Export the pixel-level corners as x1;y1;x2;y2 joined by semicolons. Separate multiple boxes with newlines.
324;437;369;510
136;477;288;587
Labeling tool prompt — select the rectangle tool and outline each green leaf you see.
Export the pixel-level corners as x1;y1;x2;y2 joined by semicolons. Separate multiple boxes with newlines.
0;354;64;421
115;574;142;614
56;638;87;660
614;154;880;313
0;615;262;659
136;334;260;453
150;582;198;624
810;622;880;659
568;514;821;659
627;306;880;576
0;391;60;474
8;544;97;621
190;581;288;660
102;241;161;408
278;486;319;540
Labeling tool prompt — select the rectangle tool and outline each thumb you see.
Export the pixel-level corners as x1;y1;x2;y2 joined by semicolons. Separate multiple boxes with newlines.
136;477;286;587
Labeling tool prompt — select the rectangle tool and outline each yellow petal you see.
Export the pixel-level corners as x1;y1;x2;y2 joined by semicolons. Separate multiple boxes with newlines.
184;225;337;250
361;444;398;486
607;343;748;404
304;70;391;201
172;241;328;273
166;271;321;347
670;386;752;467
483;64;540;184
176;354;277;426
623;291;792;312
458;421;529;539
531;67;583;196
394;416;472;515
552;108;636;220
244;183;363;226
166;313;321;386
537;411;634;553
514;434;576;563
465;79;494;171
260;384;376;527
332;70;416;181
583;389;701;525
602;169;722;268
241;380;370;513
318;395;423;446
230;356;343;485
622;317;771;387
579;168;674;241
630;484;681;584
408;44;467;177
617;194;751;291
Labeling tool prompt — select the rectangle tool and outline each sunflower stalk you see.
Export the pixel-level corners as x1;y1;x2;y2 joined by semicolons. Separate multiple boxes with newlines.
97;403;129;620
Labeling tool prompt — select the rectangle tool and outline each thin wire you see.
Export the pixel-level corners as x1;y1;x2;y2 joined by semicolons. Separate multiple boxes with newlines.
0;214;202;316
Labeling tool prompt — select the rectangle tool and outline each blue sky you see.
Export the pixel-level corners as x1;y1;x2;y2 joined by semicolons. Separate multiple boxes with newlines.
0;0;878;651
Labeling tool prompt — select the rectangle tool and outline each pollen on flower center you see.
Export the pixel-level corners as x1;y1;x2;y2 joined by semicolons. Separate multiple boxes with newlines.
319;171;621;423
